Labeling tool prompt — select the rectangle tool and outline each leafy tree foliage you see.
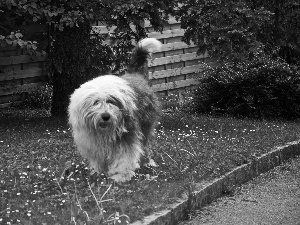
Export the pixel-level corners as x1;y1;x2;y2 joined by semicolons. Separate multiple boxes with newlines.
176;0;272;62
268;1;300;64
176;0;300;64
0;31;38;54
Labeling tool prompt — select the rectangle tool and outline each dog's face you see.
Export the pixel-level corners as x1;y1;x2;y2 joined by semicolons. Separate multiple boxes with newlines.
85;95;124;132
68;75;137;140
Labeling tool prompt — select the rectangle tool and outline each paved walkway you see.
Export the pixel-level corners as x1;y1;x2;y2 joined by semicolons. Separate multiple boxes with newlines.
180;156;300;225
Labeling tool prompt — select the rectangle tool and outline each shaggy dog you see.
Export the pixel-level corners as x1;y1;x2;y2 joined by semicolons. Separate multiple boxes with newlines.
68;38;161;182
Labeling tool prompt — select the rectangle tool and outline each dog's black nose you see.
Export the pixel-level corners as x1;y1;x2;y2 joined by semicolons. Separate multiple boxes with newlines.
101;113;110;122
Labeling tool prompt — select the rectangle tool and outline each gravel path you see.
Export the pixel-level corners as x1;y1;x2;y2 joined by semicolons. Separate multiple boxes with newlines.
180;156;300;225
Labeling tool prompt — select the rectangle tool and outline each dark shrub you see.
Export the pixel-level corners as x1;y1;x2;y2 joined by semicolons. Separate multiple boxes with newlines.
193;57;300;119
277;44;300;65
159;90;194;113
23;84;53;110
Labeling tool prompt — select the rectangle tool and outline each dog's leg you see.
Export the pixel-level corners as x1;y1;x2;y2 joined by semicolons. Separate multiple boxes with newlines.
73;129;106;174
107;143;143;182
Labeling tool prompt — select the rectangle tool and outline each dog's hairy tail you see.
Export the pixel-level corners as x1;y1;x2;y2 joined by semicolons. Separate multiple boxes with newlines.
127;38;162;73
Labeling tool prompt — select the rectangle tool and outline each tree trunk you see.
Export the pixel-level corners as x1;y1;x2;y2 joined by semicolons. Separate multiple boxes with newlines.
51;68;80;116
50;23;93;116
273;0;282;46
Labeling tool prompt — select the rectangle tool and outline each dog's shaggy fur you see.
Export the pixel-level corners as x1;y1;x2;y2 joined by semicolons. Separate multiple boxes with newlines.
68;38;161;182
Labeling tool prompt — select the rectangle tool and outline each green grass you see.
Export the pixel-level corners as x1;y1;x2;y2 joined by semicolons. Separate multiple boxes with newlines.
1;95;300;224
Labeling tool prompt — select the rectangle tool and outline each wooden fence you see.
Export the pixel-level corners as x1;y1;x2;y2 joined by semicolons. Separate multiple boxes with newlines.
0;17;213;108
145;17;213;95
93;17;214;95
0;45;48;108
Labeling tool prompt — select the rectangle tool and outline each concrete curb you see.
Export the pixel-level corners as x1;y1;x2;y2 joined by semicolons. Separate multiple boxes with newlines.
131;140;300;225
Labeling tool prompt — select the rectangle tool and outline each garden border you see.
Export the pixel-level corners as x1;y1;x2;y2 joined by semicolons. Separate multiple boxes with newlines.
130;139;300;225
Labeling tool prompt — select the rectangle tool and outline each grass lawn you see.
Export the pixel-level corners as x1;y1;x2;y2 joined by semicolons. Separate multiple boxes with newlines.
1;96;300;224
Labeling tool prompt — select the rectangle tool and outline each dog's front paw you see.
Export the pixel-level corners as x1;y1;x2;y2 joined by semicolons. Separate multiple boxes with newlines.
143;158;158;167
109;171;135;182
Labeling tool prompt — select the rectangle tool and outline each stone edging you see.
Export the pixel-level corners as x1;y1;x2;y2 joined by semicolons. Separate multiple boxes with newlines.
131;140;300;225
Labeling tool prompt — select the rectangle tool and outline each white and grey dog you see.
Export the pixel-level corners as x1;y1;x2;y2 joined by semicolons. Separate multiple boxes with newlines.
68;38;161;182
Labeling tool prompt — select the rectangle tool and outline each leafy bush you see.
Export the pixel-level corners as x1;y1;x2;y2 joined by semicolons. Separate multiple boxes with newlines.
193;57;300;119
23;84;53;110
